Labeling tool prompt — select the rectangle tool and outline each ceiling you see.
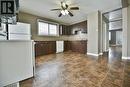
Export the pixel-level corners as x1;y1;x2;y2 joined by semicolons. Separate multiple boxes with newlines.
19;0;122;25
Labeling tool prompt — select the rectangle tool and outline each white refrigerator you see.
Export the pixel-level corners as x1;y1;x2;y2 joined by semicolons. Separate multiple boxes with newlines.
8;22;31;40
0;22;31;40
0;23;7;40
0;22;34;86
0;40;34;87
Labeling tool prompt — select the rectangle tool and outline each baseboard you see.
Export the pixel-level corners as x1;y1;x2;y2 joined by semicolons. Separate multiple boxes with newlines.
5;82;19;87
56;51;63;53
122;56;130;59
87;53;103;56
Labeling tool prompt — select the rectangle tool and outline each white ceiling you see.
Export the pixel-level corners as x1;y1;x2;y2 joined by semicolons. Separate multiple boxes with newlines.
19;0;122;25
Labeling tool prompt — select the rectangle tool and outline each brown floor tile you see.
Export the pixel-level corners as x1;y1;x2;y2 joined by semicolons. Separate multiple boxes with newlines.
20;47;128;87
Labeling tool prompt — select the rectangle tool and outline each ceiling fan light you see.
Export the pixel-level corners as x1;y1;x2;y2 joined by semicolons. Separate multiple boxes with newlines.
61;10;66;15
65;10;69;14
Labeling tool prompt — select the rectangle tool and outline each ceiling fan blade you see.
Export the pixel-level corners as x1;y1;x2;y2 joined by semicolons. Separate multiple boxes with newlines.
70;7;79;10
51;9;61;11
68;11;74;17
58;13;62;17
61;2;68;9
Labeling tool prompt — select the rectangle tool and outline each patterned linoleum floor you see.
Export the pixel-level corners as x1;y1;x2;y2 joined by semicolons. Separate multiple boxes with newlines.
20;47;130;87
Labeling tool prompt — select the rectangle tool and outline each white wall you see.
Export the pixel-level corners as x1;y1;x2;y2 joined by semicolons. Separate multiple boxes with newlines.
127;0;130;57
116;31;122;45
98;12;103;54
102;21;109;52
87;11;102;56
122;0;130;58
122;7;128;58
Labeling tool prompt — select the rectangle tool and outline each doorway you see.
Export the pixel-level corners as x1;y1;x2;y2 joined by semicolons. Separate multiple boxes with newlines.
103;8;122;56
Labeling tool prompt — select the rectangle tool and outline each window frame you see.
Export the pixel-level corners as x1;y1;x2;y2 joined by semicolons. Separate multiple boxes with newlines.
37;19;59;36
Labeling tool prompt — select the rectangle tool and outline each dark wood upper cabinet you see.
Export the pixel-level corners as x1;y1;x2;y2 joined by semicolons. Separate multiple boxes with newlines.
59;25;71;35
70;20;87;34
59;20;87;35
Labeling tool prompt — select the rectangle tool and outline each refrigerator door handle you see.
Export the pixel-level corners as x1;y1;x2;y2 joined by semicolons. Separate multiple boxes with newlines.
0;33;6;36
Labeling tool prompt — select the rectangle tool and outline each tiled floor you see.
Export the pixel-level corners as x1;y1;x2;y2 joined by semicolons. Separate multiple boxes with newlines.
20;47;130;87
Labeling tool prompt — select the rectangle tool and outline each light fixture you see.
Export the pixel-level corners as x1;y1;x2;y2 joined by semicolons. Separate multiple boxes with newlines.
51;1;79;17
65;10;69;14
61;10;69;15
61;10;66;15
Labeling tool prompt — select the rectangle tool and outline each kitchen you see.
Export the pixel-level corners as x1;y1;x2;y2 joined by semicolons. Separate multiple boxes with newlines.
18;12;87;56
1;0;128;87
0;10;87;87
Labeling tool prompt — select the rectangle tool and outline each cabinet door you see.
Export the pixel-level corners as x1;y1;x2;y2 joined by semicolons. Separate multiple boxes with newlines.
47;42;52;54
59;25;63;35
41;42;48;55
34;44;38;57
64;41;71;51
35;43;42;57
61;25;70;35
51;41;56;53
70;41;87;54
35;41;56;56
67;28;71;35
62;25;66;35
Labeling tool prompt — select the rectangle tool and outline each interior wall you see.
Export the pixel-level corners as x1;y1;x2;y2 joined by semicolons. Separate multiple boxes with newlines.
87;11;102;55
18;12;68;41
102;18;109;52
122;0;130;58
106;23;109;50
127;0;130;57
98;11;103;54
116;31;122;45
18;12;87;41
122;7;128;58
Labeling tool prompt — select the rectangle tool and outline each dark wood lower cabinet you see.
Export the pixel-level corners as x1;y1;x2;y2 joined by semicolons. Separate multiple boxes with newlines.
64;40;87;54
64;41;71;51
70;41;87;54
35;41;56;57
35;40;87;57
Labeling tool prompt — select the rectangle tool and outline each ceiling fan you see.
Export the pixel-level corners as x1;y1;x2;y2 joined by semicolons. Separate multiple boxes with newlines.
51;2;79;17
